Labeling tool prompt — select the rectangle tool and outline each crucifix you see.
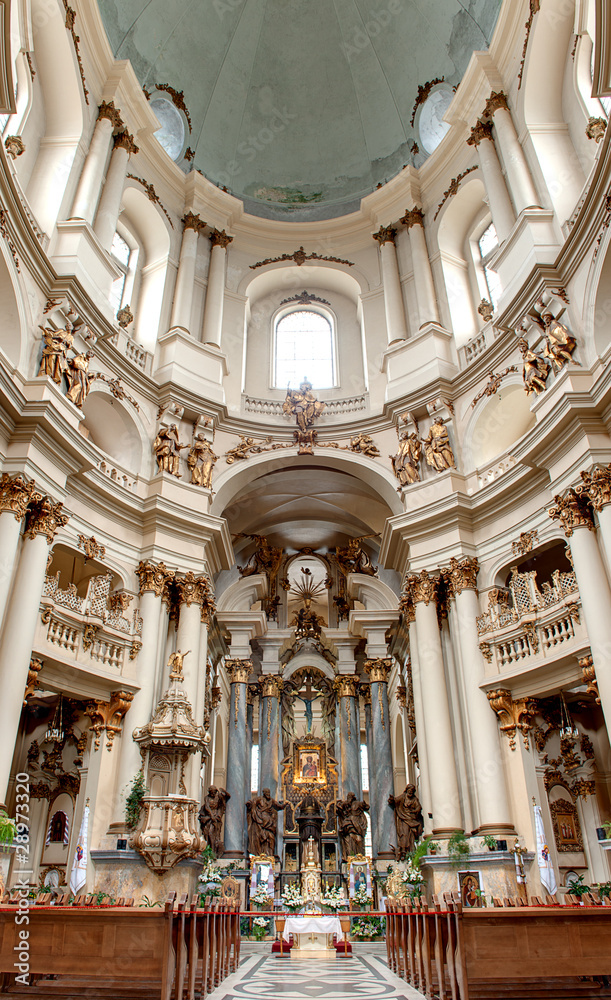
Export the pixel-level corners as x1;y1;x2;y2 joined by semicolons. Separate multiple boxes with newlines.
295;674;322;734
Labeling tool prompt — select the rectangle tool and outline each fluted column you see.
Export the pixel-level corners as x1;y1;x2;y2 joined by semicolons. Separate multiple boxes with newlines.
445;557;512;833
484;92;540;214
363;658;395;859
360;685;377;857
467;119;515;242
114;560;174;821
201;229;233;348
71;101;123;224
549;489;611;731
335;675;361;799
170;212;207;334
0;495;68;806
259;675;283;798
400;208;441;328
373;226;409;345
93;130;139;251
0;474;37;634
406;571;462;834
223;658;251;857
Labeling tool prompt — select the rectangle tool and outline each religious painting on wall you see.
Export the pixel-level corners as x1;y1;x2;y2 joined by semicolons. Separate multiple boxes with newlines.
549;798;583;852
458;870;482;908
348;855;372;898
293;740;326;785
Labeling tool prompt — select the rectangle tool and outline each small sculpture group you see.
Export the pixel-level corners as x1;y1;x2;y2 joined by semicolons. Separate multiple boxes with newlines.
519;312;580;396
391;416;456;488
37;321;94;408
153;425;218;487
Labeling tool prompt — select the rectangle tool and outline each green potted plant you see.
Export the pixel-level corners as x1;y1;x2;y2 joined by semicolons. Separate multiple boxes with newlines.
252;916;270;941
447;831;470;864
566;874;590;899
481;834;498;852
597;882;611;900
125;773;147;830
0;811;16;851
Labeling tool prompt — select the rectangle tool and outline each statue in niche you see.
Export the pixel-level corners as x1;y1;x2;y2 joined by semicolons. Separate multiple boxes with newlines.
540;312;580;373
38;323;73;384
246;788;287;857
282;379;326;433
518;338;550;395
389;784;423;858
153;424;188;477
66;351;94;407
188;433;217;488
335;535;378;577
337;792;369;860
423;418;456;473
391;432;422;486
198;785;230;857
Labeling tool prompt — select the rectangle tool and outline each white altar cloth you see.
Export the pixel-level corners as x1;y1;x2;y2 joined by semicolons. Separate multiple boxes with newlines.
282;916;342;942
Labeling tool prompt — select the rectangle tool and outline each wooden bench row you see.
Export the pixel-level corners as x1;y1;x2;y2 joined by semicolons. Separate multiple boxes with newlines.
2;892;135;907
385;893;611;1000
0;893;240;1000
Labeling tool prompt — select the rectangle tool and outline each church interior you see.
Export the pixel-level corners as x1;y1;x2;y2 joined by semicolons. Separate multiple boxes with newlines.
1;0;611;995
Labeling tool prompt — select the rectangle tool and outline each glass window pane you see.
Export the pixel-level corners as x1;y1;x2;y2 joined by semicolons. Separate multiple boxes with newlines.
478;223;498;259
251;743;259;793
111;231;131;268
275;310;334;389
360;743;369;792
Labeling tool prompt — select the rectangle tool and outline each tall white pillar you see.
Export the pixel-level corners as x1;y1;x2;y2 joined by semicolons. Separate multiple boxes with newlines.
0;495;68;806
400;208;440;328
93;130;139;252
191;611;211;800
406;571;462;834
406;615;433;833
175;573;210;708
446;557;513;833
373;226;409;344
484;92;540;214
170;212;206;334
201;229;232;348
467;119;516;242
70;101;123;224
0;474;37;635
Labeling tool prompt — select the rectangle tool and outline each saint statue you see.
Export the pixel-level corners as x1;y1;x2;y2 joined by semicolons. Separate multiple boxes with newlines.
153;424;188;477
423;418;456;473
38;324;73;384
335;536;377;577
66;351;94;407
168;649;189;677
336;792;369;860
389;784;424;858
237;534;283;584
518;338;550;395
282;379;326;432
391;432;422;486
541;312;580;373
246;788;287;856
198;785;230;857
187;433;217;488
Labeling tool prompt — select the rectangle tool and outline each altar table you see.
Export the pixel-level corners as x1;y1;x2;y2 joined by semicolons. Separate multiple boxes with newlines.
282;915;342;956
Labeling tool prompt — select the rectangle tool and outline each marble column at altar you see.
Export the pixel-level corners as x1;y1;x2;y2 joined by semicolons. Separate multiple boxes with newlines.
373;226;409;345
93;129;139;251
335;675;362;800
259;675;283;799
169;212;207;335
406;571;462;834
70;101;123;224
360;685;378;856
399;208;441;329
363;658;395;859
467;119;515;242
0;495;68;806
483;92;540;214
245;684;258;801
0;473;37;632
445;557;512;834
201;229;233;348
405;612;432;833
549;489;611;730
114;560;174;821
223;658;251;857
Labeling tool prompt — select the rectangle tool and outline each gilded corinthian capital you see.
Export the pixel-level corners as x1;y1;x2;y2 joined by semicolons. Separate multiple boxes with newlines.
548;488;594;537
404;569;439;606
225;658;252;684
444;556;479;595
487;688;538;751
260;674;283;699
210;228;233;249
0;472;37;521
175;571;212;608
399;207;425;229
182;211;207;233
25;496;69;543
372;225;397;246
467;118;494;147
484;91;509;117
97;100;123;128
363;658;393;683
334;674;360;698
113;130;139;154
136;560;174;597
577;464;611;511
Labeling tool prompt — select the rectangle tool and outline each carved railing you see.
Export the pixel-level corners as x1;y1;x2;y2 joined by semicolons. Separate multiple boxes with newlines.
460;330;488;367
243;392;368;418
110;328;153;375
98;459;137;491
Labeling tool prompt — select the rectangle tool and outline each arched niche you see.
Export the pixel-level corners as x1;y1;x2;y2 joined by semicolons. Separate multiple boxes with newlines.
82;388;147;476
216;573;268;613
587;228;611;361
437;176;487;348
463;381;535;470
120;185;172;352
283;651;336;683
492;538;572;591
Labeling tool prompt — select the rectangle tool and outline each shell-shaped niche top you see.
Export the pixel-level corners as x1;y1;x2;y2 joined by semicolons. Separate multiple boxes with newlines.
133;650;206;750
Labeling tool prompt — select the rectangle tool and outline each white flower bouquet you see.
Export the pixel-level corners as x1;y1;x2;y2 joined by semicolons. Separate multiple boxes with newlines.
281;883;304;912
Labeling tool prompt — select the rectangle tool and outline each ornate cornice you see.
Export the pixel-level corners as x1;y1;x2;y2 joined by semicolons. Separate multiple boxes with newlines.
84;690;133;751
97;100;123;128
175;571;212;608
548;488;595;537
444;556;479;596
0;472;36;521
210;228;233;249
577;464;611;511
487;688;538;750
182;211;207;233
225;658;252;684
113;130;139;155
363;658;393;683
404;569;439;606
372;225;397;246
260;674;283;699
467;118;494;147
136;560;174;597
399;207;424;230
484;91;509;117
334;674;360;698
24;496;69;543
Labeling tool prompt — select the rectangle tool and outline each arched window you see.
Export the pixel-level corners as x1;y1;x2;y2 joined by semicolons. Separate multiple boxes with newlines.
477;223;501;308
109;229;138;314
46;810;69;845
274;310;335;389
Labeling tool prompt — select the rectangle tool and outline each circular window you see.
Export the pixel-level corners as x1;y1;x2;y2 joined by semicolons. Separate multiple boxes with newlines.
418;87;453;156
151;97;185;161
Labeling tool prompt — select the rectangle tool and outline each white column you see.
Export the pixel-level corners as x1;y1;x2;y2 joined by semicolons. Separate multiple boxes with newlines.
70;102;122;224
0;474;36;635
170;213;205;334
407;572;462;834
191;614;210;800
447;558;512;833
485;93;540;214
0;496;68;806
175;576;207;708
201;230;232;348
93;130;139;252
407;617;433;834
400;209;440;328
373;227;409;344
467;120;515;242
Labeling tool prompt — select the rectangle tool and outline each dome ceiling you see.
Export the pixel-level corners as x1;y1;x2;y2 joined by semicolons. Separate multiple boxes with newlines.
98;0;503;219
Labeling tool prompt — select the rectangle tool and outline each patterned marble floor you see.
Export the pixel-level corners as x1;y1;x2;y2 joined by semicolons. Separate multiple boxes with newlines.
206;949;424;999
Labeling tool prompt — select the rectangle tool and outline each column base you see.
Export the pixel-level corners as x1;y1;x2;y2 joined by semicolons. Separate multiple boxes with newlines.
473;824;516;836
222;850;246;860
375;850;395;861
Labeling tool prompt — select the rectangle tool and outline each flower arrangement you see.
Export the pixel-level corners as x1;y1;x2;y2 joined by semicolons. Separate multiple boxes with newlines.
252;916;270;941
251;886;274;909
321;885;344;911
351;916;384;939
353;885;372;906
198;858;222;901
281;883;304;912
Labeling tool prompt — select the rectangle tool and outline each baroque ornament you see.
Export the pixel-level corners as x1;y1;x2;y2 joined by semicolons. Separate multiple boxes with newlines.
127;174;174;228
77;535;106;563
249;246;354;270
280;291;331;307
61;0;89;103
410;77;445;126
518;337;550;395
471;366;518;408
511;529;539;556
404;569;439;606
0;472;37;520
487;688;538;750
548;488;594;537
586;116;607;142
363;658;393;683
136;560;174;597
225;658;252;685
577;464;611;511
517;0;541;90
85;690;134;751
25;496;69;544
444;556;479;595
433;166;478;221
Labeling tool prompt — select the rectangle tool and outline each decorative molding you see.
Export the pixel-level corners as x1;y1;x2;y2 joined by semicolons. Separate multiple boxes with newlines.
61;1;89;104
372;225;397;246
579;653;599;703
404;569;439;606
114;130;139;155
210;228;233;249
511;529;539;556
399;207;425;229
471;367;518;408
260;674;284;699
410;77;445;126
444;556;479;596
548;488;595;537
517;0;541;90
77;534;105;563
487;688;538;750
577;464;611;511
244;393;367;418
93;372;140;411
175;571;213;609
280;290;331;307
85;690;133;751
433;166;478;221
0;204;20;270
127;174;173;228
586;117;607;142
153;83;192;132
483;91;509;117
0;472;36;520
136;560;174;598
4;135;24;159
249;246;354;269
